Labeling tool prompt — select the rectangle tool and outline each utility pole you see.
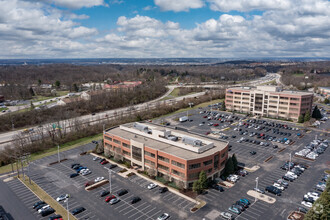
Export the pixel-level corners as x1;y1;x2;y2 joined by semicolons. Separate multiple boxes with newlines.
109;169;112;193
65;198;69;220
288;153;292;172
57;145;60;163
255;177;259;202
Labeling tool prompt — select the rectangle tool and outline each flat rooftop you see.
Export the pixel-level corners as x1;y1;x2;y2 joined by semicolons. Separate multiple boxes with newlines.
227;86;313;96
105;122;228;160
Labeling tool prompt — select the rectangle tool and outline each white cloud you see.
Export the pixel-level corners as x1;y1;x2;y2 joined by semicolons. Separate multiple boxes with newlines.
154;0;204;12
207;0;291;12
31;0;107;9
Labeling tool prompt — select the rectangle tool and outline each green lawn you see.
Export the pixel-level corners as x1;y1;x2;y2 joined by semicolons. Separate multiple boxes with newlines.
169;88;180;97
0;133;102;174
32;90;69;102
0;107;8;111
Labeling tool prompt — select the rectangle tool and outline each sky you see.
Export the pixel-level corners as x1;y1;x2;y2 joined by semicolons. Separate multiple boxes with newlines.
0;0;330;59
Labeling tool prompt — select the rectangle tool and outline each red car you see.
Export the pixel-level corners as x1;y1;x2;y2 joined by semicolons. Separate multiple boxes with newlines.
205;132;210;135
105;195;116;202
101;160;109;165
203;116;207;118
85;181;93;187
213;123;219;127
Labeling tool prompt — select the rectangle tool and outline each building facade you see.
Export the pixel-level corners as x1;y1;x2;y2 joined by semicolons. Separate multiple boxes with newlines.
103;122;228;189
225;86;313;121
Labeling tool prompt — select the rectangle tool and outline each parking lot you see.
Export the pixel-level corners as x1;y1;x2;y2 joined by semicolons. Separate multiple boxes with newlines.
23;143;196;220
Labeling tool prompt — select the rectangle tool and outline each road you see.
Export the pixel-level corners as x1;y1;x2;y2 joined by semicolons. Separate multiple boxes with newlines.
0;73;279;149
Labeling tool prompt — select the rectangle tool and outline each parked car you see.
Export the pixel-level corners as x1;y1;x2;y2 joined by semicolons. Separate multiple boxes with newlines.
101;160;109;165
48;214;62;220
282;175;295;182
147;183;158;190
250;151;256;155
100;190;110;197
56;194;69;202
220;212;233;219
157;213;170;220
228;206;241;214
131;196;141;204
92;140;98;144
117;189;128;196
298;206;308;214
109;164;117;169
69;173;79;178
254;188;265;194
94;177;105;182
35;203;47;211
159;187;168;193
301;201;313;208
265;186;281;196
71;163;80;168
33;201;45;209
93;156;100;161
40;208;55;217
212;184;224;192
109;198;120;205
38;205;50;213
105;195;116;202
71;207;86;215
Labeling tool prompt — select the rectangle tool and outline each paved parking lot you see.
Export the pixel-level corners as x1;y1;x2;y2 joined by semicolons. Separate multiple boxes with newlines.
26;143;197;220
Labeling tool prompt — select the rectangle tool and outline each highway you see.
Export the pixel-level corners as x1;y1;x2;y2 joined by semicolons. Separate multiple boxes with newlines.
0;73;279;149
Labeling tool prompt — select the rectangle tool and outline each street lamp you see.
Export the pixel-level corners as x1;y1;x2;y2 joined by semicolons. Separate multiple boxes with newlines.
255;177;259;190
57;145;60;163
64;198;69;220
288;153;292;172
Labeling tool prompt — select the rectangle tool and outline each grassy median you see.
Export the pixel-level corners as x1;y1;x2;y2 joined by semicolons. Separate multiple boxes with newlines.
0;133;102;174
18;176;76;219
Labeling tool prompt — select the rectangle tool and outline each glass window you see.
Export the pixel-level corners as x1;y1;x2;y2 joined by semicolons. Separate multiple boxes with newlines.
203;159;213;166
132;145;142;161
122;142;130;149
158;155;169;163
145;151;155;158
171;160;185;169
189;163;201;170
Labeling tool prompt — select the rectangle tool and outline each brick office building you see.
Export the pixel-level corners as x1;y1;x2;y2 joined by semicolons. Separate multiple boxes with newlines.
225;86;313;121
103;122;229;189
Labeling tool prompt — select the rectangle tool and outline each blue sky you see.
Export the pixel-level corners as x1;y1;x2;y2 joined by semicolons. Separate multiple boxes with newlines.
0;0;329;58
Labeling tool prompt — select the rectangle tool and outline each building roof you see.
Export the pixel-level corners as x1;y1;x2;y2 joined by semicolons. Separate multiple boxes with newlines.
227;86;313;96
105;122;228;160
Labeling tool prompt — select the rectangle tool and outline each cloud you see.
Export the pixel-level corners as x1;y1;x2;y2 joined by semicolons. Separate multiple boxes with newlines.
154;0;204;12
31;0;107;9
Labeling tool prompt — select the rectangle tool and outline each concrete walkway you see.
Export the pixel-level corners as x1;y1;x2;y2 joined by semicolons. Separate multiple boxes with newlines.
247;190;276;204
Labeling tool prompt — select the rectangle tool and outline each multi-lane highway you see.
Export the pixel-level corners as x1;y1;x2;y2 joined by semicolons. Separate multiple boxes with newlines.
0;73;279;149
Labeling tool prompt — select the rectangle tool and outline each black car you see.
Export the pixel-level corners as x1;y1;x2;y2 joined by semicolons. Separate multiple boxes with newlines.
131;196;141;204
212;184;224;192
49;214;62;220
303;197;314;203
298;206;308;214
92;140;98;144
33;201;45;209
250;151;256;155
265;186;281;196
159;187;168;193
71;163;80;169
117;189;128;196
70;173;79;178
72;164;81;170
41;208;55;217
109;164;118;169
100;190;110;197
71;207;86;215
35;203;48;210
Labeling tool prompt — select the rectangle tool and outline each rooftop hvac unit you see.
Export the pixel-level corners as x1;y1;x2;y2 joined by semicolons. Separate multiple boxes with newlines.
133;123;149;133
182;136;203;146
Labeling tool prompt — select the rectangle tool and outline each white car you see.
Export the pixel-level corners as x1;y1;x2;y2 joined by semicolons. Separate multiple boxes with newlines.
286;172;298;179
94;177;105;182
93;156;100;161
273;183;285;191
301;201;313;208
38;205;50;213
79;168;89;174
56;194;69;202
147;183;158;190
81;170;91;176
220;211;233;219
306;192;320;200
157;213;170;220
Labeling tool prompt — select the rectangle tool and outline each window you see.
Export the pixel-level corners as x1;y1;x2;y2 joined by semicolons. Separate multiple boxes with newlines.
203;159;213;166
189;163;201;170
113;139;121;145
113;146;121;153
158;155;169;163
221;152;226;158
123;150;131;157
144;151;155;158
132;145;142;161
214;155;219;169
234;92;241;95
171;160;185;169
208;168;213;173
158;164;169;171
221;161;225;167
188;172;199;179
270;95;278;99
172;169;185;178
291;98;299;101
105;143;112;148
104;136;112;142
265;95;268;99
145;159;155;166
122;142;130;149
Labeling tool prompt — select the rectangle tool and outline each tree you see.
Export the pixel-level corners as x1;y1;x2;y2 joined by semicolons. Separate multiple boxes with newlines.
192;180;202;194
38;79;42;86
324;98;329;104
232;154;238;171
224;157;234;176
55;80;61;88
73;83;79;92
30;101;35;109
221;100;226;111
29;87;35;96
304;111;311;122
298;115;304;123
312;105;322;119
199;171;208;189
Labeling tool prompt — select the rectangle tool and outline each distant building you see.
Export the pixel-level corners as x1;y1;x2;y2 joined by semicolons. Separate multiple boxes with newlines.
103;122;229;189
57;97;81;106
225;86;313;121
319;87;330;99
103;81;142;90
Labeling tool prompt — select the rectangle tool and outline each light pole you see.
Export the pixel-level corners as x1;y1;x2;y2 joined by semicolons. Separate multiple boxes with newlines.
255;177;259;190
28;162;32;185
57;145;60;163
288;153;292;172
65;198;69;220
109;169;112;193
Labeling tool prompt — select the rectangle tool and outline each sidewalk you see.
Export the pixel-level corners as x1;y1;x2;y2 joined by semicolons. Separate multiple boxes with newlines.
90;153;198;204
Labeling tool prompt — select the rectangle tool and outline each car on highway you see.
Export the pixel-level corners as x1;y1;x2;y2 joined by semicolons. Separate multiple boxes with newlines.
157;213;170;220
94;177;105;182
71;207;86;215
109;198;120;205
56;194;69;202
147;183;158;190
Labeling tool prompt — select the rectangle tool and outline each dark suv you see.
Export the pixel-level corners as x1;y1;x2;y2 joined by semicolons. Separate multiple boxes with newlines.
117;189;128;196
71;207;85;215
265;186;281;196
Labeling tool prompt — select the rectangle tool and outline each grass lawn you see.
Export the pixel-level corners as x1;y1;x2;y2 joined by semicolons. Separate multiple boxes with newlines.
32;90;69;102
169;88;180;97
0;133;102;174
18;177;76;219
0;107;8;111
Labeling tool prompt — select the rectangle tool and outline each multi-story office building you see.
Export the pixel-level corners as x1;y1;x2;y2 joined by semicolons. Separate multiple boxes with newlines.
225;86;313;121
103;122;228;188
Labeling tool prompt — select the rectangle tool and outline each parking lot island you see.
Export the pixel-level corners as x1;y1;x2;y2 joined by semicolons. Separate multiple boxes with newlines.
103;122;229;189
